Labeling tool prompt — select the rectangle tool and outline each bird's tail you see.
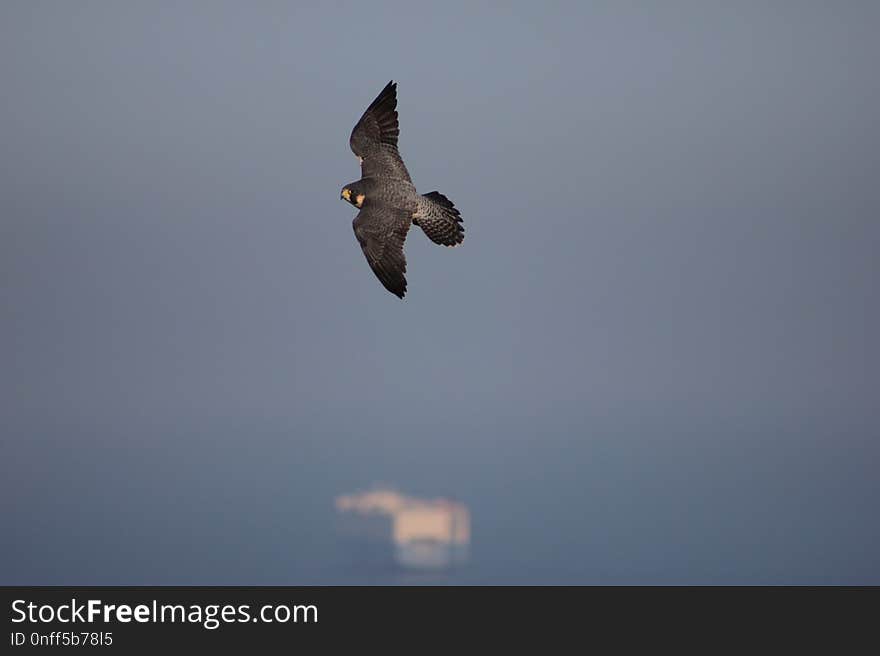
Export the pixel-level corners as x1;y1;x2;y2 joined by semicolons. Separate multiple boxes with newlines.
414;191;465;247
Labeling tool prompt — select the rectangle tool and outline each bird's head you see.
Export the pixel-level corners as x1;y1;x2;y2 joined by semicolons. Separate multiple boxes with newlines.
340;186;366;208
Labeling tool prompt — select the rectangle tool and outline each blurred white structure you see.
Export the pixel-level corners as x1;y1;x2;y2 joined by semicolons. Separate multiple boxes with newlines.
335;488;470;570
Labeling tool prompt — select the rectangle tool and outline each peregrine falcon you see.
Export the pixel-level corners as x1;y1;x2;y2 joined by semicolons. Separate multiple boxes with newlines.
341;81;464;299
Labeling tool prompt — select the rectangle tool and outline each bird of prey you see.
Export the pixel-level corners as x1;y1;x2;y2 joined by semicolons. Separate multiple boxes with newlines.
341;81;464;299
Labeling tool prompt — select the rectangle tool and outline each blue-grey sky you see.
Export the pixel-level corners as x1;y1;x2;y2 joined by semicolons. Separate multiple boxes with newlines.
2;2;878;584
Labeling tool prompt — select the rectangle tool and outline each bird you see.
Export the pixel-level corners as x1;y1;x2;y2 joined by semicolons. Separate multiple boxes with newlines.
341;81;464;299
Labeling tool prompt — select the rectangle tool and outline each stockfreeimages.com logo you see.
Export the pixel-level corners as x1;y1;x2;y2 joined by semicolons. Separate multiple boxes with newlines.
11;599;318;630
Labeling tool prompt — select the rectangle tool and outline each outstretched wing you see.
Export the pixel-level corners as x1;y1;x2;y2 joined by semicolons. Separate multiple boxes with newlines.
349;81;411;182
352;204;412;299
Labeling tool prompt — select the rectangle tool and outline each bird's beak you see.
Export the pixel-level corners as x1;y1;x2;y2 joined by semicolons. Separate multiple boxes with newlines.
341;188;351;202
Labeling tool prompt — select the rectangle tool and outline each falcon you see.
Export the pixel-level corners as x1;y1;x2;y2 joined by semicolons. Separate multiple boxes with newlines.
341;81;464;299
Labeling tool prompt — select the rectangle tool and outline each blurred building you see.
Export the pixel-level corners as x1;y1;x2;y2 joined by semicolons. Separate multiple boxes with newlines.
335;488;470;570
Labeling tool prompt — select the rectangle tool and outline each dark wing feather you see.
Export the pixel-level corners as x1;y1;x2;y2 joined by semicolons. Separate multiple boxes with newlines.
349;81;411;182
352;205;412;299
349;81;399;153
